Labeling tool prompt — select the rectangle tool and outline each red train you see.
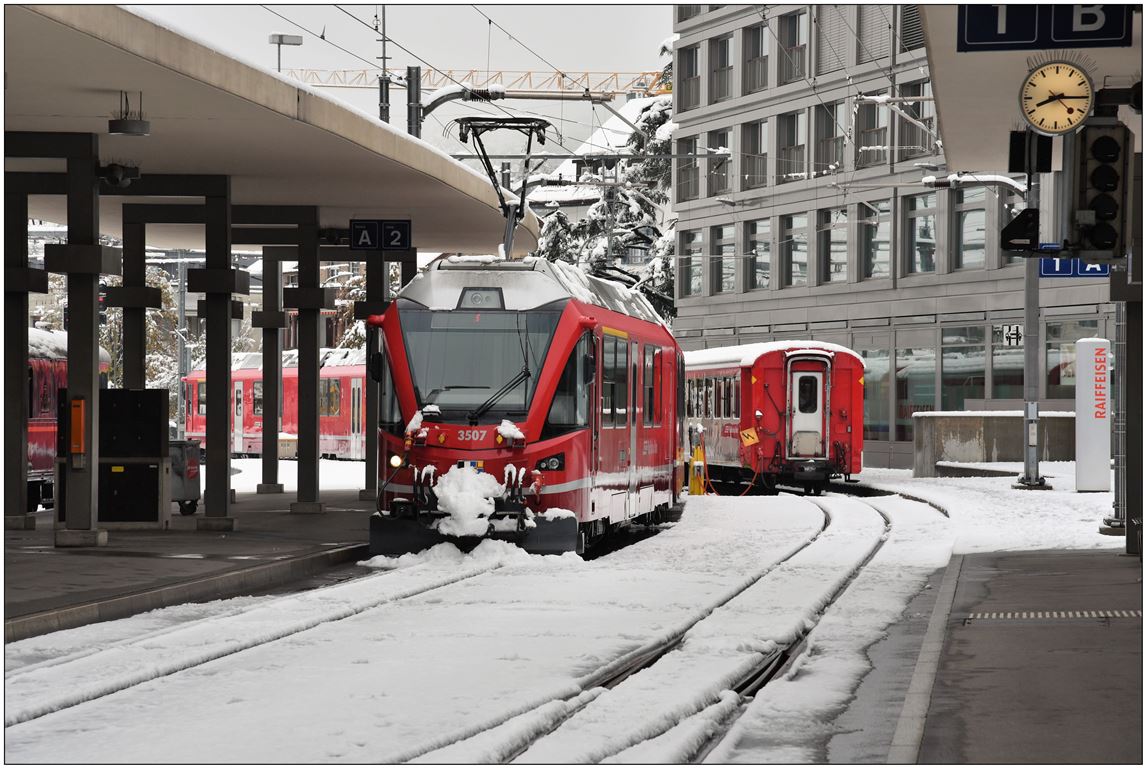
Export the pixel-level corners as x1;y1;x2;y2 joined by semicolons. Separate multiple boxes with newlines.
683;341;865;494
366;256;686;556
182;348;370;459
26;327;111;512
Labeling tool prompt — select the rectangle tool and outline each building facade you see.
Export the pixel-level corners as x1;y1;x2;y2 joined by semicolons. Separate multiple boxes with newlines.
672;4;1115;468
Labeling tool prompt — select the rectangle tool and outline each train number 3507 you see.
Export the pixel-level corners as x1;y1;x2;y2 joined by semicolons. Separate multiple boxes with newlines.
457;429;488;442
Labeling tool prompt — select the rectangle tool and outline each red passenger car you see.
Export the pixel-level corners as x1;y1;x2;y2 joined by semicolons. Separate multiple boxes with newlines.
26;327;110;512
182;349;369;459
366;256;686;556
683;342;864;494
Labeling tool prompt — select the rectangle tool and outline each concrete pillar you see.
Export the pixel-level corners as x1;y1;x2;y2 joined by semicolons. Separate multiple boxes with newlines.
201;186;235;529
359;250;384;501
292;223;324;513
121;220;146;389
257;251;284;494
4;192;31;524
59;137;106;546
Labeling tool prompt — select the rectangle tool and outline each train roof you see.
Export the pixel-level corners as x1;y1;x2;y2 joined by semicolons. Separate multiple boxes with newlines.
401;255;667;327
683;341;865;371
188;348;366;375
28;326;112;364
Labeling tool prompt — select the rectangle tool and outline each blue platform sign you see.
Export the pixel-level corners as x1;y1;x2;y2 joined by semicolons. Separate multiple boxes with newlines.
957;5;1133;52
1040;257;1110;277
350;219;412;251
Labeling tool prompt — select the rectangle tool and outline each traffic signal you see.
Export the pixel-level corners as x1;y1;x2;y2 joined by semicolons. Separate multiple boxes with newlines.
1071;122;1134;260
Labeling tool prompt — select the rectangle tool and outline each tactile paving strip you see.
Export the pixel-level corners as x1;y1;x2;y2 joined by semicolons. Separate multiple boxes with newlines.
966;609;1142;620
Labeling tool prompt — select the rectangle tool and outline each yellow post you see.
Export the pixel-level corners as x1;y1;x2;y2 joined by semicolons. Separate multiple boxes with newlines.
689;444;706;496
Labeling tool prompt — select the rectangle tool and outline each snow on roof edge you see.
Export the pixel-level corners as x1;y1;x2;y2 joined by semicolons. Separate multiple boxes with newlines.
683;341;865;370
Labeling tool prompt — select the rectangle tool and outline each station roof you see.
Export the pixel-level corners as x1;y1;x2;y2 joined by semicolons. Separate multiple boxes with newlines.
920;7;1142;172
4;5;539;254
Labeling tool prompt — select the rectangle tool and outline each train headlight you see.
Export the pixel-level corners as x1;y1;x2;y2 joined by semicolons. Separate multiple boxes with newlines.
535;453;565;472
389;454;403;469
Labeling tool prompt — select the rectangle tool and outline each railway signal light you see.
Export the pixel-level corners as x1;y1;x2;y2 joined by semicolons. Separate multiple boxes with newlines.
1070;122;1134;261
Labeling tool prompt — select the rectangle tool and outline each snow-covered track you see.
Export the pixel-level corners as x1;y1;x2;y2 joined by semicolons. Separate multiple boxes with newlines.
510;495;891;764
4;560;502;727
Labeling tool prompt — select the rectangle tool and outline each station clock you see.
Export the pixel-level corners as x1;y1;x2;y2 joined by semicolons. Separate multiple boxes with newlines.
1019;61;1095;136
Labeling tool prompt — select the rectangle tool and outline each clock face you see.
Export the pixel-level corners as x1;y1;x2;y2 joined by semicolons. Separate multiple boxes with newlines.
1020;62;1094;135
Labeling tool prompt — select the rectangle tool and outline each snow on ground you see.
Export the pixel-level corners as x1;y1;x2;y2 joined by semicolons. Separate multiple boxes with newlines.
862;462;1117;553
5;497;822;763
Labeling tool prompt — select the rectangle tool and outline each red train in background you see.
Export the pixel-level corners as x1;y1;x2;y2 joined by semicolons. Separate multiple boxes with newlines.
366;255;686;556
181;348;370;459
683;341;865;495
26;327;111;512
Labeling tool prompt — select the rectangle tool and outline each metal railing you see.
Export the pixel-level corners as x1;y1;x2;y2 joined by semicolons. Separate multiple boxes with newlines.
816;136;844;172
744;56;768;93
743;154;768;189
709;66;732;102
776;145;806;183
856;126;887;167
678;76;700;111
898;116;936;161
708;160;730;194
778;44;806;85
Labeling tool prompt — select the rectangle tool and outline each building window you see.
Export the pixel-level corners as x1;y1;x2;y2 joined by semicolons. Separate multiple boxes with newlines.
679;229;704;297
815;5;847;75
780;213;808;287
677;4;702;22
707;129;731;195
709;35;733;103
320;379;341;417
855;92;888;168
1046;319;1100;399
677;136;699;202
941;326;986;410
897;80;936;161
899;5;924;52
814;100;846;175
678;46;700;111
743;22;768;93
860;199;891;279
776;110;807;184
711;225;735;293
991;324;1024;399
777;10;808;85
857;5;891;63
1003;187;1027;265
818;207;848;283
895;346;935;441
741;120;768;190
745;218;770;290
860;348;890;441
905;193;937;274
954;187;987;269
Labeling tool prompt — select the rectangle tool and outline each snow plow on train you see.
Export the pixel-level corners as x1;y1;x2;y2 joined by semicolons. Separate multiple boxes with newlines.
365;255;686;557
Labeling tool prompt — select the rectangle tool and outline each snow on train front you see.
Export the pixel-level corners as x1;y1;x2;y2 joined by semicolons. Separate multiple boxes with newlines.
365;255;683;557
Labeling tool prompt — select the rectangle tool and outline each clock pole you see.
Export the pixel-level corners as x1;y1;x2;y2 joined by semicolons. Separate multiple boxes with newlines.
1019;129;1047;489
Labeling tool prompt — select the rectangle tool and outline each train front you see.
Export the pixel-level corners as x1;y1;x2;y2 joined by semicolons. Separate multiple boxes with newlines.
366;257;592;557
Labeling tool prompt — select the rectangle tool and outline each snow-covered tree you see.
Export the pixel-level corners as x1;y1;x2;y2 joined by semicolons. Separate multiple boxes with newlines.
334;261;406;349
536;210;576;264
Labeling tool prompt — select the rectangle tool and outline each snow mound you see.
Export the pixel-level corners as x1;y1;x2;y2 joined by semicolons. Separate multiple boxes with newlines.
358;538;544;571
434;465;505;537
359;542;473;570
497;419;525;441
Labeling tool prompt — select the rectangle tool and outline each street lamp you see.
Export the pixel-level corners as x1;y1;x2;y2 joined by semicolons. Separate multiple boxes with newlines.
268;33;303;73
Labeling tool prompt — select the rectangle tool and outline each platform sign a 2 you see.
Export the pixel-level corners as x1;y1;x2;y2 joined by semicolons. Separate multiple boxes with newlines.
350;219;412;251
957;5;1133;52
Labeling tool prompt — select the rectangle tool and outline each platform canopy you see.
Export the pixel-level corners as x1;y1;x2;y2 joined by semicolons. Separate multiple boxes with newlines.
920;6;1142;171
4;5;539;254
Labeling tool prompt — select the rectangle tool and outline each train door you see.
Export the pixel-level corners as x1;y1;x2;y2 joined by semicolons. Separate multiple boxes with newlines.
600;332;629;523
350;377;363;460
233;380;244;454
789;369;825;457
627;340;639;518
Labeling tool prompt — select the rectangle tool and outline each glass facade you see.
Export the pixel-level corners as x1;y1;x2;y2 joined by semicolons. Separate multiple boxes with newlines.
992;323;1024;399
895;346;935;441
906;193;937;273
860;199;891;279
712;225;735;293
1046;319;1100;399
746;218;770;290
818;207;847;283
781;213;808;286
954;188;986;269
680;229;704;297
941;325;986;410
861;348;890;441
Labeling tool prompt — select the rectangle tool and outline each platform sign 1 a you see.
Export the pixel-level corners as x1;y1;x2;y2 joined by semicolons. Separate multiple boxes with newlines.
1039;258;1110;277
957;5;1133;52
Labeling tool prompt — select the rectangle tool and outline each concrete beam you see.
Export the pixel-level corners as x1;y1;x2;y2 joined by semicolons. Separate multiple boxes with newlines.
5;193;30;520
258;254;283;494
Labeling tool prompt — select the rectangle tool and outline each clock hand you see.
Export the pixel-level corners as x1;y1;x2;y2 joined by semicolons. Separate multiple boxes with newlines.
1056;95;1089;100
1034;93;1062;108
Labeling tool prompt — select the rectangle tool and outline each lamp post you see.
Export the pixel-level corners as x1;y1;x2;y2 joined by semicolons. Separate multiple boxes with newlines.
268;33;303;73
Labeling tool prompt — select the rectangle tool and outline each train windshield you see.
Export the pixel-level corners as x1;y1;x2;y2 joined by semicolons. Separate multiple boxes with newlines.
399;305;563;421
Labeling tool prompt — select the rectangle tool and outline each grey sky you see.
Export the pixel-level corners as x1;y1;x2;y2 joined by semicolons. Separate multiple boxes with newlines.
130;5;672;158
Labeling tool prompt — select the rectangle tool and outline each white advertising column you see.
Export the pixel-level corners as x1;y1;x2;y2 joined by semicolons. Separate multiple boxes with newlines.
1075;338;1112;492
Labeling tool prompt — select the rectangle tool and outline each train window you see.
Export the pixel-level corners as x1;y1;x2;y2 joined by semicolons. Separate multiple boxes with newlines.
197;382;207;415
320;379;341;417
703;378;713;418
643;346;657;426
715;378;724;419
378;352;403;436
798;376;818;413
614;337;628;426
732;376;740;419
252;382;263;417
602;336;615;423
544;333;591;439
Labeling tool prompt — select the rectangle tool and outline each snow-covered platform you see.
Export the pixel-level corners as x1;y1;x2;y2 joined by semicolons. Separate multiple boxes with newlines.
4;459;374;642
